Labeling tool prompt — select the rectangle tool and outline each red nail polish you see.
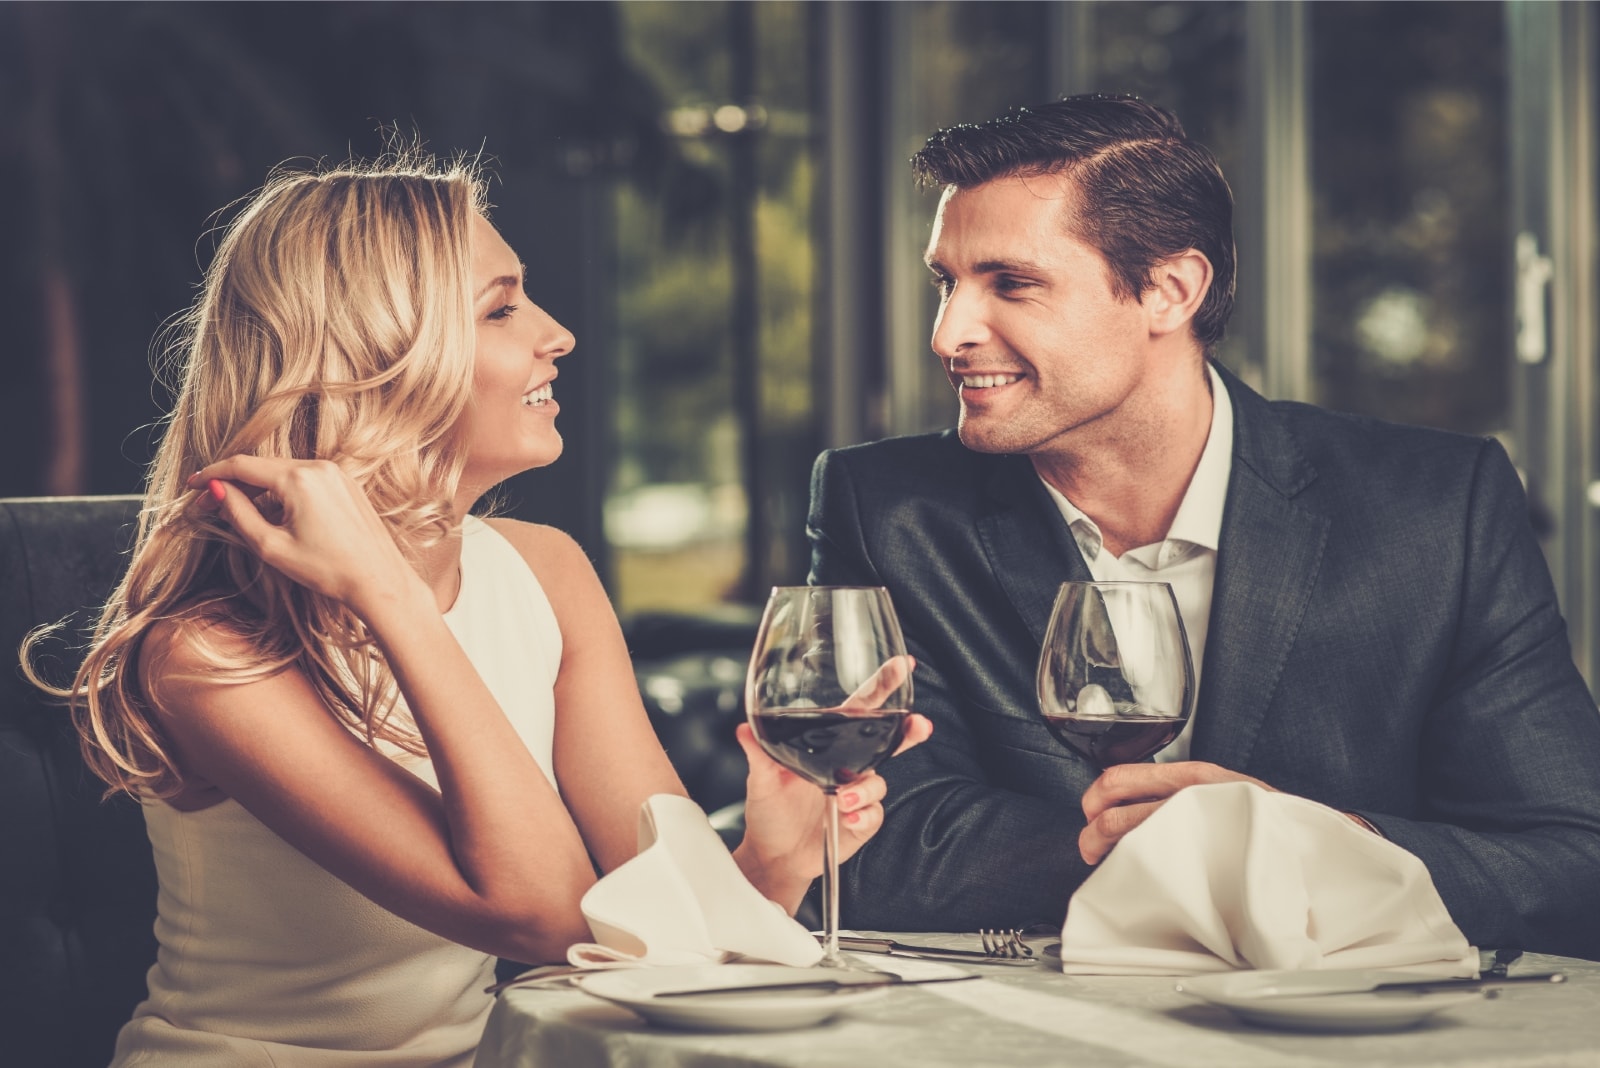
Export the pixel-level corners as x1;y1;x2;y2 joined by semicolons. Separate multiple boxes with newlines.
208;479;226;502
840;792;859;807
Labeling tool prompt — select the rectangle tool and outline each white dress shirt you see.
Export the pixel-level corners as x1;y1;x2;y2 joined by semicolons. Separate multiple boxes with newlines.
1039;363;1234;762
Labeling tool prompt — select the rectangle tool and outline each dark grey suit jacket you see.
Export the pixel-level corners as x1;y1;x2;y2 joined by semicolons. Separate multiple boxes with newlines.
809;365;1600;960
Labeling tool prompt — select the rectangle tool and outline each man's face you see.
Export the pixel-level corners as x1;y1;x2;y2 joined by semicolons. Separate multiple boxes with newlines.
924;174;1157;457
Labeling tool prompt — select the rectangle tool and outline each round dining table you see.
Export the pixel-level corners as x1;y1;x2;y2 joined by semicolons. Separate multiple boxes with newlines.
471;933;1600;1068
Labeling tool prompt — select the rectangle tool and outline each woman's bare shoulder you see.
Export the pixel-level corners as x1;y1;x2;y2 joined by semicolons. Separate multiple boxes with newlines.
138;603;299;714
136;608;298;808
481;518;597;591
480;517;612;631
140;609;252;693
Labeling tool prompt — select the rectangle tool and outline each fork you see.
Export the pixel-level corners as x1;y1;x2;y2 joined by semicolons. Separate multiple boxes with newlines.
833;934;1035;964
979;928;1034;959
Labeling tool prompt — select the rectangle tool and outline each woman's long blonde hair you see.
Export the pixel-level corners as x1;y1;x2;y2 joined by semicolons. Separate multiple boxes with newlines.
25;153;487;798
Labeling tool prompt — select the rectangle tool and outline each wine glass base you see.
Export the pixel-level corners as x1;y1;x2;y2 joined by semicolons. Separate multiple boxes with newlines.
813;941;875;970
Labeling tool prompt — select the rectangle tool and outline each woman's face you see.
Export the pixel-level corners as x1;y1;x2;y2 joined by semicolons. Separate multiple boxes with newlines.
459;213;574;492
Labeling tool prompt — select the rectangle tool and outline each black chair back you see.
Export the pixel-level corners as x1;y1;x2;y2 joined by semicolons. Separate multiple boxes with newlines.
0;496;156;1068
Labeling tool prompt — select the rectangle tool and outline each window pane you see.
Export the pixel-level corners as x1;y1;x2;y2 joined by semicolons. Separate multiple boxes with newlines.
1309;1;1508;434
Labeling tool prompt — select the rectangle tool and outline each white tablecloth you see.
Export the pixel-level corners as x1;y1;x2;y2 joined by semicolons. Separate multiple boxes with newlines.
473;934;1600;1068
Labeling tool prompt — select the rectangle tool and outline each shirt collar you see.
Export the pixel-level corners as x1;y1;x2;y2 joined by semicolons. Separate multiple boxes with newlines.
1039;362;1234;558
1166;362;1233;554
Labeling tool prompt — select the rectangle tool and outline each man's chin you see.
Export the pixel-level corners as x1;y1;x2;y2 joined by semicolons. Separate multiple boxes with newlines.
956;419;1018;455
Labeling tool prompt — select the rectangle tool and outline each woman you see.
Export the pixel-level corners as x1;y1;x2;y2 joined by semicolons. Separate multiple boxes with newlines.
30;154;930;1066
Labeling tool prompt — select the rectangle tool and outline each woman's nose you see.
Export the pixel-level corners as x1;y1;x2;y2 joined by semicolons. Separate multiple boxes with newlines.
533;307;575;361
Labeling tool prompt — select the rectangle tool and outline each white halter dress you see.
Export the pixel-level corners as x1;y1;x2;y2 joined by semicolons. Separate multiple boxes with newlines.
111;517;560;1067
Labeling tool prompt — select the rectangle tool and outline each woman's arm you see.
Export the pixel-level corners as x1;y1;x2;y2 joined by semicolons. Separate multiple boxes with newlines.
494;518;931;914
487;517;686;873
156;458;596;964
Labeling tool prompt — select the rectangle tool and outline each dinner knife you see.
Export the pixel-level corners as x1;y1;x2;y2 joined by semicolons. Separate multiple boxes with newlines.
653;974;981;998
1178;972;1567;1000
1365;973;1566;997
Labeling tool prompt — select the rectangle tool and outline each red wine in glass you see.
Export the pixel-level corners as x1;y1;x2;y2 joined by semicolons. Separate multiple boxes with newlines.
749;708;910;787
1041;706;1184;767
1036;581;1195;768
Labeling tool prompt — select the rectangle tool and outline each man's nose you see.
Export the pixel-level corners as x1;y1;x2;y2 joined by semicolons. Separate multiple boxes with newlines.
930;285;987;360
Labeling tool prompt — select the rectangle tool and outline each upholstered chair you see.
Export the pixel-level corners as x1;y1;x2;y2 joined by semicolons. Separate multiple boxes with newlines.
0;496;154;1068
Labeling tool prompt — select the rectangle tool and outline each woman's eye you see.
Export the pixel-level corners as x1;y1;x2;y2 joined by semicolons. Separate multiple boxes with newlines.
486;303;519;321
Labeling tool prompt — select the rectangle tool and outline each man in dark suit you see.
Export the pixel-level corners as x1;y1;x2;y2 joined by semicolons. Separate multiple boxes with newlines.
809;94;1600;960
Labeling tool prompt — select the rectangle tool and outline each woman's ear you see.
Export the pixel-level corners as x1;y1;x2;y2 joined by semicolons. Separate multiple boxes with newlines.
1145;250;1213;339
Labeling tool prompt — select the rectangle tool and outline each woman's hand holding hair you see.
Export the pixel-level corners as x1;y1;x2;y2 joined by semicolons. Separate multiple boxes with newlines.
186;457;429;623
730;714;932;915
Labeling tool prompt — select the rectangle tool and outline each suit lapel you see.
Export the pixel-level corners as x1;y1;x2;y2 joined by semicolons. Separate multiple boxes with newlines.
1191;367;1330;769
975;454;1092;647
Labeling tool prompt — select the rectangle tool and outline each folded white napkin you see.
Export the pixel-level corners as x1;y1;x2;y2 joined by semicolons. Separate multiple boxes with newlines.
566;793;823;970
1057;781;1478;977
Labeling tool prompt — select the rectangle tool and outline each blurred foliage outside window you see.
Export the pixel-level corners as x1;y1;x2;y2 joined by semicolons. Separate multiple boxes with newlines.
606;1;817;616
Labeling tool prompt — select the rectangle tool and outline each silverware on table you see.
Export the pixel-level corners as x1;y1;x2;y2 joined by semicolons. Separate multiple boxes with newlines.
1367;973;1566;998
653;974;981;998
1177;972;1568;1001
835;936;1040;966
979;928;1035;959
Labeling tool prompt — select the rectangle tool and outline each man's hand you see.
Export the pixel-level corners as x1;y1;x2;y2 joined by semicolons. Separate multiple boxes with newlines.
1079;761;1272;865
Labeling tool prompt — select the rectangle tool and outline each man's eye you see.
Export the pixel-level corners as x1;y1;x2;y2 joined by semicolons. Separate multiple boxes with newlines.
486;303;519;321
929;276;953;298
995;276;1031;294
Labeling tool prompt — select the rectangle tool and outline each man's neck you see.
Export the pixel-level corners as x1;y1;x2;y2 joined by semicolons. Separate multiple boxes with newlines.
1031;363;1216;558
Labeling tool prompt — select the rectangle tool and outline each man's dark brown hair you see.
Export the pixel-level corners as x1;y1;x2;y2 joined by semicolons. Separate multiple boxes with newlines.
911;94;1236;351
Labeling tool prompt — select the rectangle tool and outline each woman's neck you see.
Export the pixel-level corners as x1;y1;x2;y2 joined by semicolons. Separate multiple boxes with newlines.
418;529;465;614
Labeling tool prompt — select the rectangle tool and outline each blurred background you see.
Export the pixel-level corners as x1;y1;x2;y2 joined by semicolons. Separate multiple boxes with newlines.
4;1;1598;688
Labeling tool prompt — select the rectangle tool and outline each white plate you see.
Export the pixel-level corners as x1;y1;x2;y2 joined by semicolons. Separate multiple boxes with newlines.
573;964;891;1032
1175;969;1484;1033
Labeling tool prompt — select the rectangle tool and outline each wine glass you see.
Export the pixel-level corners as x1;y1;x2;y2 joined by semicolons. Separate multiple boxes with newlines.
745;586;914;968
1036;580;1195;767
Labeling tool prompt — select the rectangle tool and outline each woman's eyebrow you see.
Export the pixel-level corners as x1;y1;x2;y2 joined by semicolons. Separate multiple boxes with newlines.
474;264;527;301
475;275;518;300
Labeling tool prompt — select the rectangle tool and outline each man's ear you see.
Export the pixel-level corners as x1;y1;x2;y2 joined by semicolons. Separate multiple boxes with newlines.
1146;250;1213;338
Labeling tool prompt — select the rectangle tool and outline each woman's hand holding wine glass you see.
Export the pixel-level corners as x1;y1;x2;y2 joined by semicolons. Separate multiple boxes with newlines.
742;587;931;967
731;705;929;916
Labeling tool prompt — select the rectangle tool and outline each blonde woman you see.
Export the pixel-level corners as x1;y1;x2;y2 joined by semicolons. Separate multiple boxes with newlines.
31;155;931;1066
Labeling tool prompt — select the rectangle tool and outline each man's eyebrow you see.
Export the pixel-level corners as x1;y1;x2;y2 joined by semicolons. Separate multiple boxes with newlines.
972;257;1048;275
922;257;1049;275
475;263;527;301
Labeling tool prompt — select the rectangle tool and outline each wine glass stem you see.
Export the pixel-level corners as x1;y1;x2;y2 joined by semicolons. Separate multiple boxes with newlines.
819;787;843;967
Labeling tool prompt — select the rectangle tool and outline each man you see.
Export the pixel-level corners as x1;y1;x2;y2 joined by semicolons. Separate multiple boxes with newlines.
809;94;1600;959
